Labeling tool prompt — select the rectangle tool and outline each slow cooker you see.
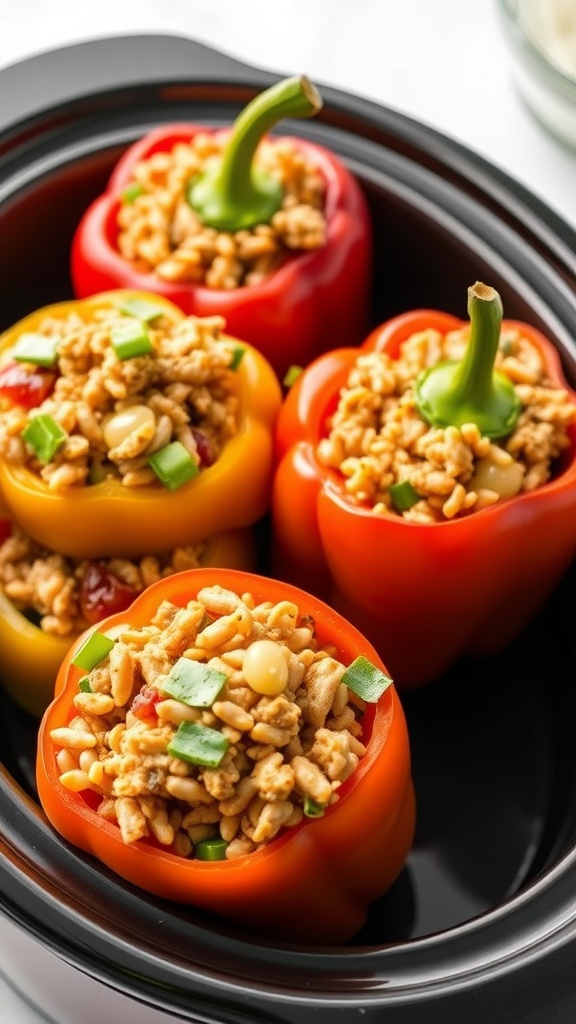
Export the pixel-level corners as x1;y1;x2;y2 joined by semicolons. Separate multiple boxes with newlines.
0;32;575;1024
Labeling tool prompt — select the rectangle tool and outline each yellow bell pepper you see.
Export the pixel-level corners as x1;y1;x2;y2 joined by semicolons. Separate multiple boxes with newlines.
0;527;256;717
0;291;282;559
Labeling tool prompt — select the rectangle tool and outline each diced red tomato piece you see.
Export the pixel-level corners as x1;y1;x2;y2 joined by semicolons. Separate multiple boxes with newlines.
130;685;161;722
79;562;137;624
0;361;56;409
191;427;214;467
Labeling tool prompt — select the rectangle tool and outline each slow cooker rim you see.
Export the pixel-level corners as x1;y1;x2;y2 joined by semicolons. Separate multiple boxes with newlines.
1;34;576;1015
0;32;575;276
2;752;576;1004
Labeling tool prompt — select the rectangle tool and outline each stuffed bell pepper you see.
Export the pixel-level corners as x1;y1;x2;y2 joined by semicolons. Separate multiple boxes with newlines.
70;76;373;379
36;566;415;945
272;282;576;687
0;290;281;560
0;289;279;713
0;523;254;717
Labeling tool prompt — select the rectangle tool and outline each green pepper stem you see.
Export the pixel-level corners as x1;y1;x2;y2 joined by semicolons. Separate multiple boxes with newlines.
458;283;503;404
414;282;521;440
187;75;323;232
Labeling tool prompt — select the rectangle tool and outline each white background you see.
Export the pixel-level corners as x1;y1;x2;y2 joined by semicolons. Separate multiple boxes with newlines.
0;1;575;1020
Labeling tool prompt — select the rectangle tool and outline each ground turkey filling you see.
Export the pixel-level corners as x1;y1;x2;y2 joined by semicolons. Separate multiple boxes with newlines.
0;308;239;492
50;585;368;859
116;135;327;288
317;324;576;521
0;525;209;636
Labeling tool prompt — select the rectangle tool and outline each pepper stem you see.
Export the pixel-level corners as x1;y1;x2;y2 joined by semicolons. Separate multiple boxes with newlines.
414;282;521;439
187;75;323;232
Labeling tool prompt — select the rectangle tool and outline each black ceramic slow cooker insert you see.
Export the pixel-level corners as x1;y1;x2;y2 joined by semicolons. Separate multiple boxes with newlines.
0;33;575;1024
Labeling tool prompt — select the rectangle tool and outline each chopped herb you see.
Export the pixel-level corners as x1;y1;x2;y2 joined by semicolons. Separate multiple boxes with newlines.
110;320;154;360
118;297;167;322
168;721;229;768
229;345;246;370
162;658;227;708
121;182;145;204
12;333;59;368
388;479;420;512
88;460;108;484
72;630;115;672
342;655;393;703
21;414;68;464
283;364;303;388
303;796;326;818
195;838;229;861
78;676;92;693
148;441;199;490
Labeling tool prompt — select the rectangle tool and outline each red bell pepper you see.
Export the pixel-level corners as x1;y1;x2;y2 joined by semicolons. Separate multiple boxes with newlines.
36;567;415;945
70;77;373;380
272;286;576;687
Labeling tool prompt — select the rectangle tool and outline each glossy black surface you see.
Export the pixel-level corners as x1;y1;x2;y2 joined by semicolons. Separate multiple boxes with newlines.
0;32;576;1024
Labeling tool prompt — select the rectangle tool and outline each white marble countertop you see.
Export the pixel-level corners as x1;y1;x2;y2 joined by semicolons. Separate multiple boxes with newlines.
0;0;575;1020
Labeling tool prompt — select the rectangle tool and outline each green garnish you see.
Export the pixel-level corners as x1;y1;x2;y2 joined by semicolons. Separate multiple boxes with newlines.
78;677;92;693
167;721;229;768
162;658;227;708
229;345;246;370
21;414;67;464
12;333;59;368
118;297;167;322
148;441;200;491
303;796;326;818
121;182;144;204
88;461;108;485
72;631;115;672
110;320;154;360
388;479;420;512
283;364;303;388
195;838;229;861
342;655;393;703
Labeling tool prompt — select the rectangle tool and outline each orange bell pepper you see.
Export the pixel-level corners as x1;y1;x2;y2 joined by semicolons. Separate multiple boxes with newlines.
272;302;576;687
0;528;255;718
36;567;415;944
0;290;281;559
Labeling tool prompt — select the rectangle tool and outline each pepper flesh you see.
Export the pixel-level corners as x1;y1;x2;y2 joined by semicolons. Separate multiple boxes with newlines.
70;120;373;380
0;291;282;559
272;308;576;687
0;528;256;718
36;567;415;945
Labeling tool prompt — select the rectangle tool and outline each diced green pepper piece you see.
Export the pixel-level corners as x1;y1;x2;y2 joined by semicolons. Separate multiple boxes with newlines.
161;657;227;708
12;333;59;367
72;631;115;672
168;721;229;768
228;345;245;370
110;320;154;359
303;796;326;818
388;479;420;512
148;441;199;491
78;676;92;693
342;655;393;703
118;297;168;322
283;364;303;388
121;182;144;204
195;838;229;861
21;414;67;464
